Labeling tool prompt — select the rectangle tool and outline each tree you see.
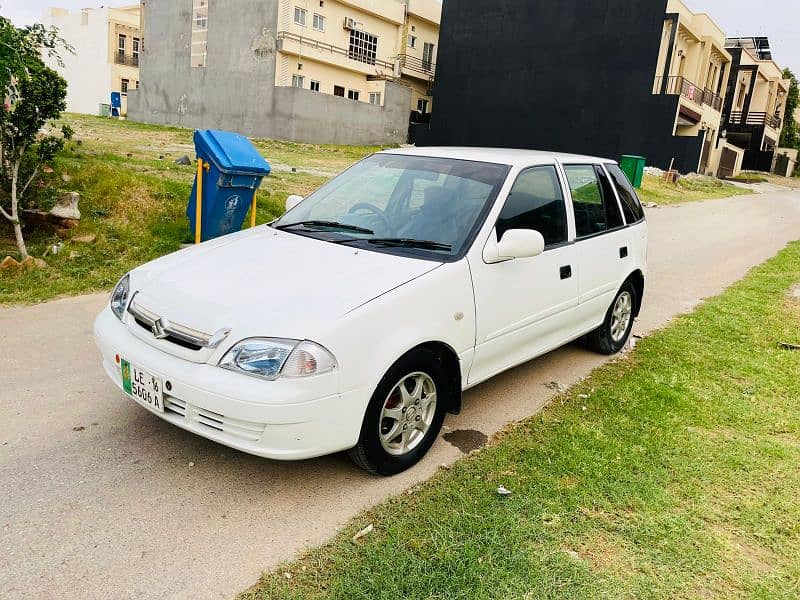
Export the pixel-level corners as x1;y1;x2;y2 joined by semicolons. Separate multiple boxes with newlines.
1;17;72;260
779;68;798;151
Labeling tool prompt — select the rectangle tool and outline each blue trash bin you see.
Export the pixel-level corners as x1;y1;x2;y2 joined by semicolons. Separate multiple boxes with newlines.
187;129;271;242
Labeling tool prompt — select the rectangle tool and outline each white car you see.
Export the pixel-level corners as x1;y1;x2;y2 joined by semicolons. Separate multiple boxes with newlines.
94;147;647;475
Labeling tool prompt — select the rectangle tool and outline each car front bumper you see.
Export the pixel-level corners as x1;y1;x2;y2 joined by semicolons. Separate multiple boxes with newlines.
93;308;367;460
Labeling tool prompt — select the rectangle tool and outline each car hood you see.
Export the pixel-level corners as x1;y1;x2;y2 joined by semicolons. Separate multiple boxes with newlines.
130;227;442;336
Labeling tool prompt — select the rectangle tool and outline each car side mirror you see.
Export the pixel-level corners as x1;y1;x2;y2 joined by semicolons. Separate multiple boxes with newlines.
484;229;545;263
285;195;304;213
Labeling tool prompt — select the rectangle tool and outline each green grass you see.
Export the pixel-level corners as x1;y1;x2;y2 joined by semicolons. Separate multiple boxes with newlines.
728;172;769;183
638;173;753;205
0;114;381;304
242;242;800;600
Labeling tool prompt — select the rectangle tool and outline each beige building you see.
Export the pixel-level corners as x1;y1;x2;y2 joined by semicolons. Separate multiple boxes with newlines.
397;0;439;115
43;5;141;115
275;0;440;113
723;37;790;165
653;0;737;176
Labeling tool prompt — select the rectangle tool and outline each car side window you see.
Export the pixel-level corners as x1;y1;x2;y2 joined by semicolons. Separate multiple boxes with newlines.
495;165;567;247
564;164;623;238
605;163;645;223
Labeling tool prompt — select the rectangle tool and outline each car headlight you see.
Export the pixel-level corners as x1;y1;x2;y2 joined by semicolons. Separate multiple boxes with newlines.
110;274;130;321
219;338;337;381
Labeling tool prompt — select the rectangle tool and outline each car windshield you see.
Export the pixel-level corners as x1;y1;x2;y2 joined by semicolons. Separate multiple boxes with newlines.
273;154;510;260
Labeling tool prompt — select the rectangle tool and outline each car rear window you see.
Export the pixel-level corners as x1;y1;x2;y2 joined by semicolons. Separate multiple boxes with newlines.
564;164;623;238
605;163;645;224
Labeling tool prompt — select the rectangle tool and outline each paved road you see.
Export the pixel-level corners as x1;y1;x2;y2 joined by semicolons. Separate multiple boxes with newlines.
2;190;799;599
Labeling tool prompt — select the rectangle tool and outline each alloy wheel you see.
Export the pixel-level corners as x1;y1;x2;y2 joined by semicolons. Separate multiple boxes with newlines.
378;372;437;456
610;291;633;342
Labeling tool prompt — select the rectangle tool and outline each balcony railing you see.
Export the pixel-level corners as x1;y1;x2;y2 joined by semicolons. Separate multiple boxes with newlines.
396;53;436;78
729;111;782;130
655;76;723;111
115;51;139;67
276;31;394;71
700;88;723;111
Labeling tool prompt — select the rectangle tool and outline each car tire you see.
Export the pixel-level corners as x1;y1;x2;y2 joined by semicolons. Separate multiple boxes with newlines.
348;348;448;476
586;281;637;355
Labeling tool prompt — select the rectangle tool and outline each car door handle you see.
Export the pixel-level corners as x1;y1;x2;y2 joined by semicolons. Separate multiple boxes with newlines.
560;265;572;280
619;246;629;259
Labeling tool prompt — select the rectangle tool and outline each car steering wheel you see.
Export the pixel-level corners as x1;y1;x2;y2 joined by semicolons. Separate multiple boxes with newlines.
348;203;391;231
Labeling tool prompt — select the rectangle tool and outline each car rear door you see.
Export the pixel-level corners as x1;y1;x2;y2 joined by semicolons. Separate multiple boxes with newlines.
560;162;631;333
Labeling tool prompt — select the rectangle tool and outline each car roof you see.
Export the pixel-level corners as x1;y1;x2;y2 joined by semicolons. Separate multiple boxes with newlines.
379;146;614;167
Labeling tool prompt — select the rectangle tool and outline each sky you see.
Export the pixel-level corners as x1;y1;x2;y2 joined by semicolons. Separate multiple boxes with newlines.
685;0;799;73
1;0;797;73
1;0;134;27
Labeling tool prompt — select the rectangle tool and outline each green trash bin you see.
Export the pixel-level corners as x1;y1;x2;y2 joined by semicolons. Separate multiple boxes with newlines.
619;155;646;189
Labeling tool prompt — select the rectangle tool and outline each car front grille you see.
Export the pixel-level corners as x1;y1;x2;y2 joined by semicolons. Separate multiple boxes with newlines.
127;296;227;352
164;396;267;444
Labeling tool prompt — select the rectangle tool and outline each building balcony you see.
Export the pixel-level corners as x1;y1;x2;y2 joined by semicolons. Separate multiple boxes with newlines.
115;51;139;67
728;111;782;131
276;31;394;75
396;53;436;80
655;76;723;111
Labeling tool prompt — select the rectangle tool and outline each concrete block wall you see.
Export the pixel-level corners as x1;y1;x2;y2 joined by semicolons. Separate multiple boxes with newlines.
127;0;411;145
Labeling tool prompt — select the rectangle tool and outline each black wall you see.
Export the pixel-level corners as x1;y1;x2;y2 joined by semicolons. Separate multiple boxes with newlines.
419;0;703;173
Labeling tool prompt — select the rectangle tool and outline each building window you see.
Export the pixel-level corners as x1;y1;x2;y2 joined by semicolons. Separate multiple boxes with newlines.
737;82;746;110
422;42;435;70
348;89;360;101
310;80;321;92
369;92;381;105
334;85;345;97
313;13;325;31
417;98;429;114
292;74;304;88
118;34;126;53
135;80;139;89
121;78;129;94
132;37;140;64
191;0;209;68
348;30;378;65
194;0;208;27
408;35;417;49
294;7;307;26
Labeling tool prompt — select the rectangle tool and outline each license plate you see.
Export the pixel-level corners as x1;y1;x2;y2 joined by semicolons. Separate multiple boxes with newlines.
121;359;164;413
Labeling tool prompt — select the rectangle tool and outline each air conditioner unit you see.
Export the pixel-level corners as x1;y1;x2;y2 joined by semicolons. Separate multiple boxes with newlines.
343;17;357;30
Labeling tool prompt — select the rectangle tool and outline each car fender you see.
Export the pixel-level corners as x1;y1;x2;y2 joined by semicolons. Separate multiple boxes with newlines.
329;259;476;413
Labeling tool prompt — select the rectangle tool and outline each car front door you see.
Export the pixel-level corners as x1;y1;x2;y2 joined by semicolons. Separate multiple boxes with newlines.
468;164;580;386
560;162;631;332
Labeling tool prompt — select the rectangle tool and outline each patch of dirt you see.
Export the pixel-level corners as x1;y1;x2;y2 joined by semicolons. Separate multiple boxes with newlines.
442;429;488;453
685;425;740;441
770;433;800;449
558;475;580;489
570;533;636;576
763;174;800;190
712;525;777;575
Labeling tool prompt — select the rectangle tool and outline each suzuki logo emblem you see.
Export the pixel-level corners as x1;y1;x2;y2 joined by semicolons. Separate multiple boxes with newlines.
151;318;170;339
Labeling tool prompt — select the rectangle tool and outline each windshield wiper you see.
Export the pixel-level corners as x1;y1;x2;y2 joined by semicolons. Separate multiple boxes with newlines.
275;220;374;235
366;238;452;252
